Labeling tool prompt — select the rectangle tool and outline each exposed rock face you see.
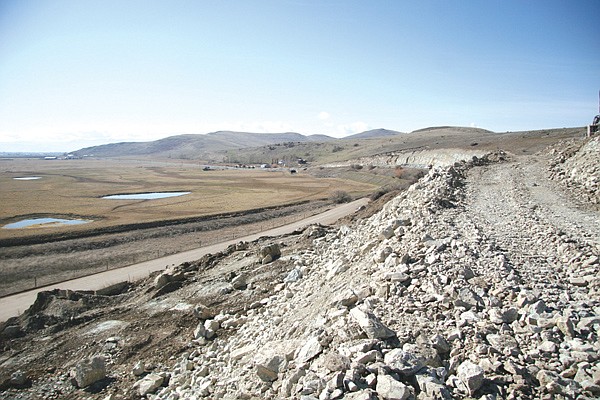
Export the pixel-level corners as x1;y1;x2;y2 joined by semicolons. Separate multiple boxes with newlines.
1;145;598;400
322;148;489;169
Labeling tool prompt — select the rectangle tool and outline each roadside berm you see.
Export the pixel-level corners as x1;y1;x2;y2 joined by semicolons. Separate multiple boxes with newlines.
1;138;598;399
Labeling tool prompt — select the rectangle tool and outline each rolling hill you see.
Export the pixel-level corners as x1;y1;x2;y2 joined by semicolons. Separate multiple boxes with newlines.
73;131;334;160
72;126;586;164
342;128;404;139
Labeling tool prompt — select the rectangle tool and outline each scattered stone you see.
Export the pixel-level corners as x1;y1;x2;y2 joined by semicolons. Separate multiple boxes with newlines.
132;360;145;376
231;273;247;289
256;354;286;382
556;316;575;337
9;370;29;387
284;268;303;283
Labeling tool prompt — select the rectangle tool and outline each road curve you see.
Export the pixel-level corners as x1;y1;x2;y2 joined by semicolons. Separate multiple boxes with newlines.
0;198;368;322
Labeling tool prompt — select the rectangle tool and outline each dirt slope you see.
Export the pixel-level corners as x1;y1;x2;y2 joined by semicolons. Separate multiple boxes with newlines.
0;140;598;400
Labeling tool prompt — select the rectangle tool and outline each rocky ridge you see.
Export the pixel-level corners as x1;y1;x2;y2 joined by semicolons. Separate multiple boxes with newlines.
320;149;488;169
1;142;599;399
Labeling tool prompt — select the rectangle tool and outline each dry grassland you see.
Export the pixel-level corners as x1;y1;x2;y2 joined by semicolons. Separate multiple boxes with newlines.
0;158;375;241
0;158;376;296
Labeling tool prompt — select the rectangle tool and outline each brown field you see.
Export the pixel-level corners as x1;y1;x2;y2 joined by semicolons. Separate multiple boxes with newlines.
0;158;378;296
0;158;375;241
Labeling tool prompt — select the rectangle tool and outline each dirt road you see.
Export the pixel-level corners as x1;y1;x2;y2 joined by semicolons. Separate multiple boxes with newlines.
456;155;599;297
0;198;368;322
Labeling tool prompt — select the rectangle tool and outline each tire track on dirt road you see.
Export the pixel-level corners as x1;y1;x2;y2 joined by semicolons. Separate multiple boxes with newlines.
457;155;599;298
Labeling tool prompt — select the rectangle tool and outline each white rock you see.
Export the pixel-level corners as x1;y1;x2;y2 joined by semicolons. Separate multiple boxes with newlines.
137;373;164;396
383;349;425;376
296;337;323;364
349;308;395;339
132;360;145;376
456;360;484;395
70;355;106;388
376;374;411;400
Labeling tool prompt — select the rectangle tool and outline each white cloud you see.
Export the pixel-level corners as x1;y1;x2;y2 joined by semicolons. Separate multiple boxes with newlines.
336;121;371;136
317;111;330;120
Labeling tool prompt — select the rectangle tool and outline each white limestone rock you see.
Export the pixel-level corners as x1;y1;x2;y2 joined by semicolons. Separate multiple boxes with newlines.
375;374;411;400
136;373;164;396
456;360;484;395
70;355;106;388
349;307;395;340
296;337;323;364
383;349;425;377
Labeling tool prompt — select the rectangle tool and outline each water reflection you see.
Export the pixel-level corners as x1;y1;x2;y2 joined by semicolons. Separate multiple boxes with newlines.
102;191;191;200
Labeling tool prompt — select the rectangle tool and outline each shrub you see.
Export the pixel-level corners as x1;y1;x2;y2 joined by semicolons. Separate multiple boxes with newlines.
330;190;352;204
394;166;405;178
370;187;389;201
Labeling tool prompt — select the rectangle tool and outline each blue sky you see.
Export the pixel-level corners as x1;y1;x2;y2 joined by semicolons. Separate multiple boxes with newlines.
1;0;598;151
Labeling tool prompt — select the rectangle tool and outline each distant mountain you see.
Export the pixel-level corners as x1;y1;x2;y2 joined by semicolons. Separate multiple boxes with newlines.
411;126;494;135
73;131;334;159
343;128;403;140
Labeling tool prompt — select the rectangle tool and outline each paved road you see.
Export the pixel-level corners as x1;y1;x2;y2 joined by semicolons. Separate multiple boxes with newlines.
0;198;368;322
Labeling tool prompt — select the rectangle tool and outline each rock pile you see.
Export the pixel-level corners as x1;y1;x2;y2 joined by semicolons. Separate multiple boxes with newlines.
548;137;599;204
119;153;598;399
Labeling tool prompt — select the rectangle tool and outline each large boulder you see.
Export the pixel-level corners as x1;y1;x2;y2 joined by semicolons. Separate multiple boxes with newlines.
350;308;396;340
136;373;164;396
456;360;484;395
70;355;106;388
376;374;412;400
258;243;281;264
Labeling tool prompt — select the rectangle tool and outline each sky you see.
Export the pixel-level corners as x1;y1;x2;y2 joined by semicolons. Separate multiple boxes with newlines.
0;1;599;152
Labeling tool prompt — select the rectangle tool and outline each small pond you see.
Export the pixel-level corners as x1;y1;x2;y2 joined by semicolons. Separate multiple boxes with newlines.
3;218;92;229
13;176;42;180
102;191;191;200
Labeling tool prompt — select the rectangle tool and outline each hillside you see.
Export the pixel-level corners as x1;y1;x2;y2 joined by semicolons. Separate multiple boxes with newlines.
342;129;404;140
71;127;586;167
72;131;334;160
227;127;586;167
1;136;598;399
